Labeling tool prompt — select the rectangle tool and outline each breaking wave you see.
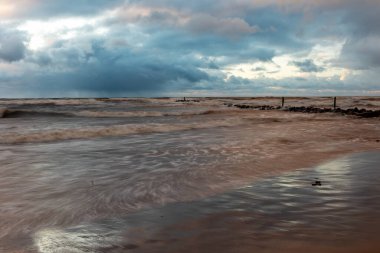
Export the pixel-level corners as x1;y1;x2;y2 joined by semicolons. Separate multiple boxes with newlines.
0;120;240;144
75;109;229;117
0;108;6;118
0;108;232;118
0;109;73;118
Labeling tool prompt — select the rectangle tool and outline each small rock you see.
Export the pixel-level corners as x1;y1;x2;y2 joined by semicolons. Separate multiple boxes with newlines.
312;180;322;186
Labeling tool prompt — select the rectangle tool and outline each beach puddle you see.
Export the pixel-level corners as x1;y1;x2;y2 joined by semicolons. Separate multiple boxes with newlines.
31;152;380;253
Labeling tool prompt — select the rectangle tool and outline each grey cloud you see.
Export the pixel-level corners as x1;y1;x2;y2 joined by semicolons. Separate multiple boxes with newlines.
186;14;258;38
11;40;211;97
325;0;380;69
0;29;27;62
252;67;266;71
1;0;380;97
336;1;380;70
142;28;277;65
29;52;53;66
113;6;258;39
338;0;380;36
5;0;124;19
207;61;219;69
100;0;313;73
188;73;379;96
292;59;325;72
340;36;380;69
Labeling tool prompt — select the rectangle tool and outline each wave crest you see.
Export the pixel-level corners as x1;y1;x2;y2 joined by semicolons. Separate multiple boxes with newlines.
1;109;232;119
0;120;239;144
0;108;6;118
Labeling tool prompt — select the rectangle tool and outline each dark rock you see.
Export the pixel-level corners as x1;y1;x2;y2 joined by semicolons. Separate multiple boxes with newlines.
123;244;139;250
232;103;380;118
358;110;380;118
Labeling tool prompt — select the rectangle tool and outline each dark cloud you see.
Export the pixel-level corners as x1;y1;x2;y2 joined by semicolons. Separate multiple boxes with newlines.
340;36;380;69
0;0;379;97
185;14;258;38
339;0;380;37
0;28;27;62
29;52;53;66
10;41;210;97
332;0;380;69
142;29;277;65
292;59;325;72
207;61;219;70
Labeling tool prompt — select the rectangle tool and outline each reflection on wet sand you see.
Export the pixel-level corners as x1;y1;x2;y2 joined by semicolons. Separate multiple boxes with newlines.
33;152;380;253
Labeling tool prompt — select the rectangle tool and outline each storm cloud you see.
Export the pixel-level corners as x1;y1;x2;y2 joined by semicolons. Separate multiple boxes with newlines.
0;27;27;62
0;0;379;97
292;59;325;72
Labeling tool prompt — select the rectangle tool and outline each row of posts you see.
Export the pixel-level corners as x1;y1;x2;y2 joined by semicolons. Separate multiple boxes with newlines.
281;97;337;109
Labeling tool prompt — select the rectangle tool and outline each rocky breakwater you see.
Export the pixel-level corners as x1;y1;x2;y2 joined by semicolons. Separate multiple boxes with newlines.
233;104;380;118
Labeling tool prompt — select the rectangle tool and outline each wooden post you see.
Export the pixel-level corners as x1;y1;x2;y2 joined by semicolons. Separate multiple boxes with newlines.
333;97;336;110
281;97;285;107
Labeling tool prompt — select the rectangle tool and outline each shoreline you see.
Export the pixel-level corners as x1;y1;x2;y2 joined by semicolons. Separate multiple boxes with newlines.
29;151;380;253
2;149;380;253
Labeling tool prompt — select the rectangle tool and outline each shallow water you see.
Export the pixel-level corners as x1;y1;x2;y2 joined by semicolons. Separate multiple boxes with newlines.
0;98;379;252
31;152;380;253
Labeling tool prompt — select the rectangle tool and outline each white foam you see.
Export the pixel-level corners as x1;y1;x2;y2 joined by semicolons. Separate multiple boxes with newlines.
0;119;241;144
73;109;232;118
74;110;165;117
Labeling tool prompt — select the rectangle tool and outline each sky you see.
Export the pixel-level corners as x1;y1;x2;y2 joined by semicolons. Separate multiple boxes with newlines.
0;0;379;97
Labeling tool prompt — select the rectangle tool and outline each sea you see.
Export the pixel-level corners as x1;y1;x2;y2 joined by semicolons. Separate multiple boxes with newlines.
0;97;379;252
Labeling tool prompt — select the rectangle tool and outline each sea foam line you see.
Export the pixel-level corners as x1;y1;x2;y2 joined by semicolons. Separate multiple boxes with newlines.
0;120;239;144
0;108;234;118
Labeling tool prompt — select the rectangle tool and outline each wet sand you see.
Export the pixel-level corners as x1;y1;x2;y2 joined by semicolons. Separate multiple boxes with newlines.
31;152;380;253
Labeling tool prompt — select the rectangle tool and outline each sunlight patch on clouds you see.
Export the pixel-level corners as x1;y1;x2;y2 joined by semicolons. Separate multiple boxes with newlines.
339;69;350;81
16;13;112;51
272;55;301;79
28;35;46;50
222;40;351;82
0;0;35;19
223;55;302;81
0;2;15;18
222;56;297;80
308;41;344;63
306;41;346;78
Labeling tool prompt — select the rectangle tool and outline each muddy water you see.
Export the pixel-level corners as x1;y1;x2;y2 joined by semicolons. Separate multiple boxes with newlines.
0;98;379;252
31;152;380;253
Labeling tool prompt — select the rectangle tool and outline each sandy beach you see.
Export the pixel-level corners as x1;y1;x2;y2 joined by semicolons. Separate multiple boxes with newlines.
0;97;379;252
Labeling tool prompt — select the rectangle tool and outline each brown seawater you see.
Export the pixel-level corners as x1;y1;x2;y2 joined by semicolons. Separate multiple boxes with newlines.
0;97;379;252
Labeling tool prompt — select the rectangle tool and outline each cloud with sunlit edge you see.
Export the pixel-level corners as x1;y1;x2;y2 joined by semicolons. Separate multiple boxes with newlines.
0;0;379;97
